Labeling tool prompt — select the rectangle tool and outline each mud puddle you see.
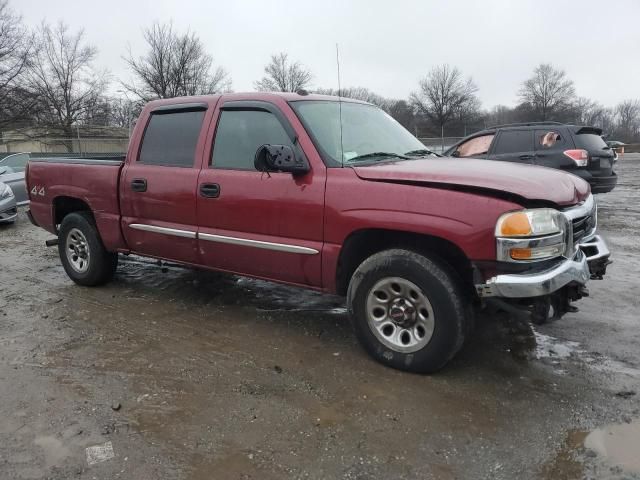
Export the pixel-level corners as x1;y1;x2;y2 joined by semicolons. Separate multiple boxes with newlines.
585;419;640;476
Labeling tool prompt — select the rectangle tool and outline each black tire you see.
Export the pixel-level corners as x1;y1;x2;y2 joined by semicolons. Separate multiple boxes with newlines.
347;249;468;373
58;212;118;286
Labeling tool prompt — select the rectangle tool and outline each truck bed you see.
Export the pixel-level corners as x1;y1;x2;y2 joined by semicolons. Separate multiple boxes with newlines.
27;157;127;251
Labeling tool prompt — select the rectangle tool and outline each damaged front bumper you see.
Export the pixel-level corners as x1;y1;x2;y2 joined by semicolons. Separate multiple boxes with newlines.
475;234;610;299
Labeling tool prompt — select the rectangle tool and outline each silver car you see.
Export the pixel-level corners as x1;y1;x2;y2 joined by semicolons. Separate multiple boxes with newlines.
0;152;29;205
0;181;17;223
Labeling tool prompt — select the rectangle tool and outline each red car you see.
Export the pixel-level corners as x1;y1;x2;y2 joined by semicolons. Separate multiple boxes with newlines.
26;92;610;372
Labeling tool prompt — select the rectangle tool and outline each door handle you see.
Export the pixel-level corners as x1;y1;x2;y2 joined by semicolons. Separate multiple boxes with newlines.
519;154;535;161
131;178;147;192
200;183;220;198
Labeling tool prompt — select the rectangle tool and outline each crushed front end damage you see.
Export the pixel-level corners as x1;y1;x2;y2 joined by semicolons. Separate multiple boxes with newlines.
474;196;611;324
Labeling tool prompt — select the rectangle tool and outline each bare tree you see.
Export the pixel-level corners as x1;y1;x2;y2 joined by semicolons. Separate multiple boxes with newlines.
572;97;607;127
106;97;142;130
315;86;393;110
485;105;519;127
614;99;640;142
387;99;416;132
254;52;312;92
410;64;480;136
25;22;107;151
0;0;36;128
124;23;230;101
518;63;575;120
82;96;112;127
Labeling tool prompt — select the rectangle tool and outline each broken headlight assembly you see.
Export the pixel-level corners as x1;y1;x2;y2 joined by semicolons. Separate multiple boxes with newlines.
495;209;567;262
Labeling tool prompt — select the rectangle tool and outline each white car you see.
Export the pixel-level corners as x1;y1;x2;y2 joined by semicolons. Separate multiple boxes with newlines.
0;152;30;206
0;181;17;223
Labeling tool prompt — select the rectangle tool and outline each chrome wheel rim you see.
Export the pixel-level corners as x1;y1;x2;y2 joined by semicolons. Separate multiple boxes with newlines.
65;228;90;273
365;277;435;353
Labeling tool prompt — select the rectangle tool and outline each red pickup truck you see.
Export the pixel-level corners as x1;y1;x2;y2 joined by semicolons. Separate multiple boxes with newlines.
26;92;610;372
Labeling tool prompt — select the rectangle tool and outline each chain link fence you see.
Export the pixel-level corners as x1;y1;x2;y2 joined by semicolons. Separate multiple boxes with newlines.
417;137;464;154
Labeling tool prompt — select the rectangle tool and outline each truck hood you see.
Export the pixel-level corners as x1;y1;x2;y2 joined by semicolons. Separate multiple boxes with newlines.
352;157;590;207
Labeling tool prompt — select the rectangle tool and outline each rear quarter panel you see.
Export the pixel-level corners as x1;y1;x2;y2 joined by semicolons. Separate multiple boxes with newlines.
28;161;126;251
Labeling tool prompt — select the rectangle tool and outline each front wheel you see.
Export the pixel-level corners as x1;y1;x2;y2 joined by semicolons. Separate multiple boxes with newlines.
58;212;118;286
347;249;468;373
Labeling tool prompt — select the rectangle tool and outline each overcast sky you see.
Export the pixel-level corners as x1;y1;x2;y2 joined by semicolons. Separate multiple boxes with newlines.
17;0;640;108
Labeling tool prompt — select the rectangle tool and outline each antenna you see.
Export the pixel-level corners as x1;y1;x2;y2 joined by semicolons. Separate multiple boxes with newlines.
336;43;344;167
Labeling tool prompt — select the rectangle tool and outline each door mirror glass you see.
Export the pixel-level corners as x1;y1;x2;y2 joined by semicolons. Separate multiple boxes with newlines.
254;144;310;175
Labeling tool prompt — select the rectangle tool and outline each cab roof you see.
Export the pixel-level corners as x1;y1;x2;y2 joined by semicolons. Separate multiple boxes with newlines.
144;91;372;109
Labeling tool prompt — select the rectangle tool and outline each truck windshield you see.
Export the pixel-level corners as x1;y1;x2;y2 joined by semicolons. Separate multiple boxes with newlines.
290;100;427;166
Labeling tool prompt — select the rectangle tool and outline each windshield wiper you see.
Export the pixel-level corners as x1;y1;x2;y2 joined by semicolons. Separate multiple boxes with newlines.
404;148;439;157
348;152;409;162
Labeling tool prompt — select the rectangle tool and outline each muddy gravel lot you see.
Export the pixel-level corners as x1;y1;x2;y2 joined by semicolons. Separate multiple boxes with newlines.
1;155;640;480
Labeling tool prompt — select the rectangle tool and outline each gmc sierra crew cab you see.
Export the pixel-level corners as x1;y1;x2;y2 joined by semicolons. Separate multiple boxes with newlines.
26;92;611;373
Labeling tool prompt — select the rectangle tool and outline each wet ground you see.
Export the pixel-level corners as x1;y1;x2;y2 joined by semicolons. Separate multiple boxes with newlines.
1;155;640;480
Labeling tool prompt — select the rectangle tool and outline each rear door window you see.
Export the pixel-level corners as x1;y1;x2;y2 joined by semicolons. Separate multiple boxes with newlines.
455;134;494;157
139;110;206;167
492;130;533;155
535;130;566;150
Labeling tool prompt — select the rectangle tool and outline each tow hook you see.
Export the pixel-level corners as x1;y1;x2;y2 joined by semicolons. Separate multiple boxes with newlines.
590;258;613;280
529;284;589;324
549;284;589;320
45;238;59;247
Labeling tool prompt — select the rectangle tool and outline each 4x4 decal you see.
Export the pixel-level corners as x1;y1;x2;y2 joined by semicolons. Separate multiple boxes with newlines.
31;186;45;197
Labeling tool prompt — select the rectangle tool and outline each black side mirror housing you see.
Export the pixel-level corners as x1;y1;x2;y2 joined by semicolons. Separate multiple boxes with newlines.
254;144;310;175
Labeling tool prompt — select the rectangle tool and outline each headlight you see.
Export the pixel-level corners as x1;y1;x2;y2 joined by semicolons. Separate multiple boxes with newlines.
0;184;13;199
495;208;566;262
495;209;563;237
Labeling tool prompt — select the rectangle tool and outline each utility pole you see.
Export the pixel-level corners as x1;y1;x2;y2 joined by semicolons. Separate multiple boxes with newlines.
76;124;82;155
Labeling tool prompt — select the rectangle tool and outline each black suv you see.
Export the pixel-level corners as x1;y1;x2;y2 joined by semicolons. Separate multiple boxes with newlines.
444;122;617;193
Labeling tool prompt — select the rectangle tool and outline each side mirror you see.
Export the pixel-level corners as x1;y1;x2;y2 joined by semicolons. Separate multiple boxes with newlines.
254;144;310;175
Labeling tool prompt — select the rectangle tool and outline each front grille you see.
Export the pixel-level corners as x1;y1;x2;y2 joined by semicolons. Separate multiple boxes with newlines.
572;214;595;243
562;194;597;257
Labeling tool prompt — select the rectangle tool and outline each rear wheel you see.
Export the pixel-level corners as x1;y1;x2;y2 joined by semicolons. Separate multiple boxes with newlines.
58;212;118;286
347;249;468;373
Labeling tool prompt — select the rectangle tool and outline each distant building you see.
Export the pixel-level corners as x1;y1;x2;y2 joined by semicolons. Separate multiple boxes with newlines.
0;126;129;154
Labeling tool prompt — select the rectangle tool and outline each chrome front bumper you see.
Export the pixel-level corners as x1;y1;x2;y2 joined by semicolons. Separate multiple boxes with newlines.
475;235;610;298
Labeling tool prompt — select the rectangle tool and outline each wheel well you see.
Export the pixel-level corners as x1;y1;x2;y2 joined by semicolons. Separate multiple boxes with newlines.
335;229;474;296
53;196;93;230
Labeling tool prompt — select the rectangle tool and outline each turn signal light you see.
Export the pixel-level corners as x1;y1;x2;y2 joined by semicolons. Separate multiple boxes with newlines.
510;248;532;260
510;244;565;261
563;149;588;167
